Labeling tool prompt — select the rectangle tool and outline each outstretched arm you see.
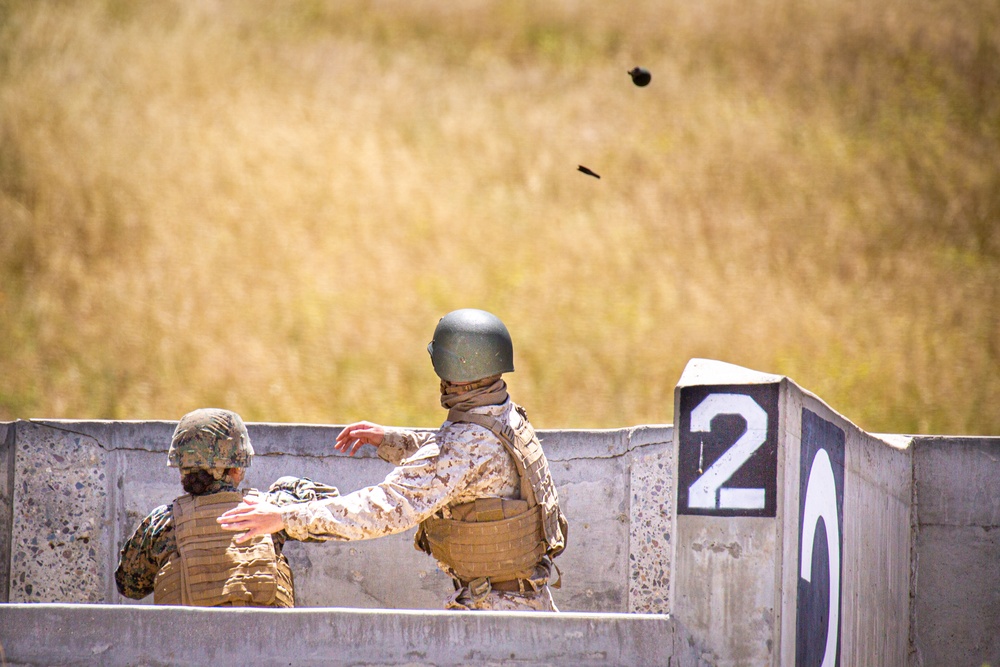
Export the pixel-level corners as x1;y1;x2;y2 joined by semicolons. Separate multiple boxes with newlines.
336;421;437;465
217;495;285;543
220;424;499;543
334;421;385;456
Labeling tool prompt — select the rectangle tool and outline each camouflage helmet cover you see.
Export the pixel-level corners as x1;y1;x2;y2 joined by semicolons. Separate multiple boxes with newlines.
427;308;515;382
167;408;254;469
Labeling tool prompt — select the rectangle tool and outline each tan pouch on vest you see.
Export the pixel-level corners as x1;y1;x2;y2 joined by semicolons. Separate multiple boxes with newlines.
154;491;294;607
448;498;529;523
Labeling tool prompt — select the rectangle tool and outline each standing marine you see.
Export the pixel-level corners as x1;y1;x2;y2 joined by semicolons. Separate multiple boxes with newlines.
115;407;339;606
219;309;568;611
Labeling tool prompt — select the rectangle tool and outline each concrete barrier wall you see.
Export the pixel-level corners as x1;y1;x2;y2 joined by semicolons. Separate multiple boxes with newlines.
0;603;708;667
0;419;675;614
910;436;1000;667
4;359;1000;666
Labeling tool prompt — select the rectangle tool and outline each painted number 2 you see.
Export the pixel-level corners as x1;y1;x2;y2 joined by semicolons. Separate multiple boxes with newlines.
688;393;768;510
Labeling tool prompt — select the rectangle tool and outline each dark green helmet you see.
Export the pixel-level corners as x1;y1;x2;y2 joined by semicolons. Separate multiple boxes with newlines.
167;408;254;469
427;309;515;382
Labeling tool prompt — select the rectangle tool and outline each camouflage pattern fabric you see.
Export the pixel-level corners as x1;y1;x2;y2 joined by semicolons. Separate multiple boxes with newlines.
447;586;558;611
279;400;559;611
167;408;253;469
115;476;339;600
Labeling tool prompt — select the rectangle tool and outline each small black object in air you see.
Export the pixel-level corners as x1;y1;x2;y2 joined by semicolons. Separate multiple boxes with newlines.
628;67;652;87
578;165;601;179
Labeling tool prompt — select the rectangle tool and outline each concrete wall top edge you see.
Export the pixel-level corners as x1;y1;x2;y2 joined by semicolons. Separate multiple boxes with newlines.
0;603;699;667
910;435;1000;445
870;432;914;451
539;426;672;460
0;601;675;620
678;357;784;386
17;419;173;454
13;419;671;462
14;418;989;446
799;393;915;453
626;424;674;449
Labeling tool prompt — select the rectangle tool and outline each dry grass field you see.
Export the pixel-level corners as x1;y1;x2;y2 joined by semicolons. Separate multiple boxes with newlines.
1;0;997;434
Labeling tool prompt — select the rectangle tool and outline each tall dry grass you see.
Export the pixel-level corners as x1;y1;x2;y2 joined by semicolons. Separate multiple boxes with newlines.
1;0;997;433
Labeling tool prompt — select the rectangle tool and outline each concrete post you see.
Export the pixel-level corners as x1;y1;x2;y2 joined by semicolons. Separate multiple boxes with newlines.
670;359;911;666
670;359;786;665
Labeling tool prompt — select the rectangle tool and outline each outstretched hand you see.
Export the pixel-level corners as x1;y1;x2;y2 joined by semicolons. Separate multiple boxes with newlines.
217;495;285;543
335;421;385;456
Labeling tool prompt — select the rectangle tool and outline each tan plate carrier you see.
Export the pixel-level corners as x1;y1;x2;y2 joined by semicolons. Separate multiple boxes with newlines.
415;405;568;591
154;490;294;607
420;497;545;583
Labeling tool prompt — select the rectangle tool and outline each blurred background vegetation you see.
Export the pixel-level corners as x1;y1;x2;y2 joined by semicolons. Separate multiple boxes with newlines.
0;0;997;434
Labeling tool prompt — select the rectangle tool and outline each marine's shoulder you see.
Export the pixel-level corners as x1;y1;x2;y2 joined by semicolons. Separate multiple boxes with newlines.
144;503;174;524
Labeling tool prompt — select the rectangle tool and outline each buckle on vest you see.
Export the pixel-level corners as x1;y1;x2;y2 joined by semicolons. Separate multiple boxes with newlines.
467;577;492;599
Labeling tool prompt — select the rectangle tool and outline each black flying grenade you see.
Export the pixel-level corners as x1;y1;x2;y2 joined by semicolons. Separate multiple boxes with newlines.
628;67;652;87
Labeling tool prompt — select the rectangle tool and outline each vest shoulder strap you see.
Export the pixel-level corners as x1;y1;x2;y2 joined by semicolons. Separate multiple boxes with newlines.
447;406;568;561
447;408;535;505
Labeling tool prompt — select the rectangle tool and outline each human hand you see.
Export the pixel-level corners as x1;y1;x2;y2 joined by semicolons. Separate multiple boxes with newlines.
217;495;286;543
334;421;385;456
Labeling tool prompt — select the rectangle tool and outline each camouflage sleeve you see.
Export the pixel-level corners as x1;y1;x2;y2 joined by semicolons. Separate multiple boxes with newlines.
114;505;174;600
258;477;341;546
376;428;437;465
265;476;341;505
280;423;519;542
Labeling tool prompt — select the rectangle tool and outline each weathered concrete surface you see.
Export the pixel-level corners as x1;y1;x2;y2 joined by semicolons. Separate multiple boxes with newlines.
784;393;912;667
910;437;1000;667
0;603;707;667
0;422;12;603
8;420;112;603
670;360;785;667
628;425;676;613
0;419;674;613
671;359;913;667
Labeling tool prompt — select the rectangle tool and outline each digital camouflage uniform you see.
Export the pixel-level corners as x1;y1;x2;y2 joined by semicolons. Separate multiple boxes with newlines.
115;475;339;601
280;399;562;611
